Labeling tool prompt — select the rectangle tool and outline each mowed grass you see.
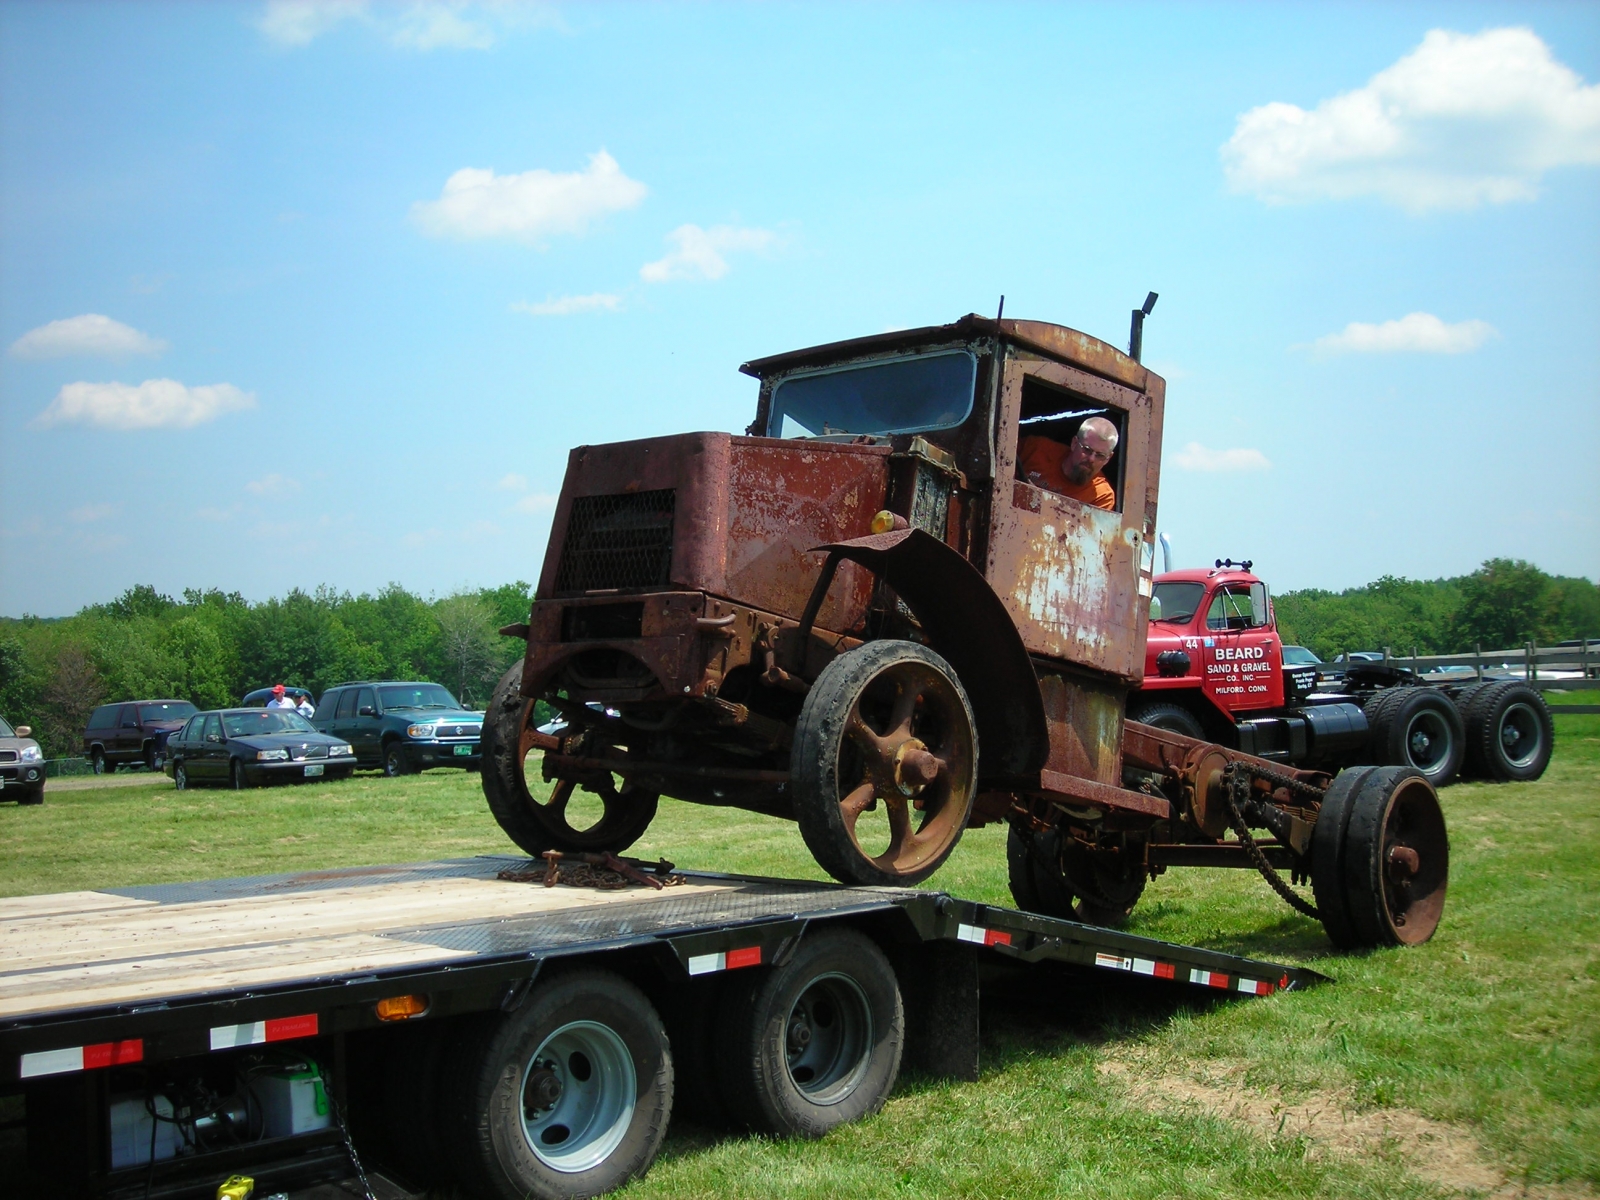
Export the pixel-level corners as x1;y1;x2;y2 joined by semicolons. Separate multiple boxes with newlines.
3;708;1597;1198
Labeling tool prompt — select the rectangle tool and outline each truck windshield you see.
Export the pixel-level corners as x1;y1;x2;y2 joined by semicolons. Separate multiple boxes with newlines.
768;350;976;438
379;684;460;710
1150;582;1205;623
140;702;197;723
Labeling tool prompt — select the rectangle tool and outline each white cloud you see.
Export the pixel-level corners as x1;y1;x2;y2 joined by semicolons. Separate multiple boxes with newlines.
640;224;775;283
512;293;623;317
496;472;528;491
392;4;494;50
256;0;368;47
512;493;556;514
245;473;302;497
1172;443;1272;472
411;152;647;243
1311;312;1498;355
31;380;256;431
1223;27;1600;211
67;503;116;523
9;314;167;360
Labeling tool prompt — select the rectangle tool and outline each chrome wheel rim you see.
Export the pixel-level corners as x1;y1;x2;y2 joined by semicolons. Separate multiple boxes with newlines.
521;1020;635;1174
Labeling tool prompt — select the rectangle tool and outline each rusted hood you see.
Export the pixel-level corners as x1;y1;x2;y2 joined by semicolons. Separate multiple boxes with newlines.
539;432;892;633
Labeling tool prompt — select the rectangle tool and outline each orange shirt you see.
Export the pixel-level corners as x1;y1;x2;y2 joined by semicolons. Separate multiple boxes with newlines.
1017;435;1116;510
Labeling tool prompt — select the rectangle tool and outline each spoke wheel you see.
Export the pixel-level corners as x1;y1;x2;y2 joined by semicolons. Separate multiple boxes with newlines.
1006;824;1145;927
174;762;188;791
793;640;977;886
482;663;658;855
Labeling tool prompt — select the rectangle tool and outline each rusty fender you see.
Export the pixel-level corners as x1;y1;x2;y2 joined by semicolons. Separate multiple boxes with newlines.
807;527;1049;781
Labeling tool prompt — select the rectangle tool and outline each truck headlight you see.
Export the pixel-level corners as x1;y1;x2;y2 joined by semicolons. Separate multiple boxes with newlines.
406;724;437;739
18;746;42;763
329;744;353;757
256;749;289;761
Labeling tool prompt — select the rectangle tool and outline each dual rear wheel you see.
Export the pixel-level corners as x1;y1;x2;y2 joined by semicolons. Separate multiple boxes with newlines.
377;930;903;1199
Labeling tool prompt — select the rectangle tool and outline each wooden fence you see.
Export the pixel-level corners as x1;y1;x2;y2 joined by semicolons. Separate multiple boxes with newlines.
1327;639;1600;714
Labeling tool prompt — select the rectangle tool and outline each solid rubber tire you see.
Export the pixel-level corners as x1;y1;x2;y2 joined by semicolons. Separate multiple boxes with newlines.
1342;766;1446;948
712;928;903;1139
1462;682;1553;782
791;640;977;887
442;968;672;1200
1364;687;1464;786
1006;825;1076;919
1127;700;1206;740
1310;765;1378;949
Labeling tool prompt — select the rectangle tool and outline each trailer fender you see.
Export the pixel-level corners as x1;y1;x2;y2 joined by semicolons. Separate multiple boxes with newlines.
810;527;1048;778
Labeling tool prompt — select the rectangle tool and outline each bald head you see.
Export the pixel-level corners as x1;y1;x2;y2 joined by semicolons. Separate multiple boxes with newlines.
1063;417;1118;485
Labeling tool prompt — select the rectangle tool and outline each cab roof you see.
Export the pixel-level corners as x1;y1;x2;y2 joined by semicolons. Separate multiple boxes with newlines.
1155;567;1264;587
739;314;1155;393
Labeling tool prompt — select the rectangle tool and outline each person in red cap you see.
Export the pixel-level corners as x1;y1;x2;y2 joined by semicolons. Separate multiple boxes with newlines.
268;684;296;710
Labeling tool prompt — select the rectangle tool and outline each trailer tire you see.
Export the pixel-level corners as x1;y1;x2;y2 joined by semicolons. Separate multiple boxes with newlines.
1462;682;1553;782
792;640;977;887
1364;687;1464;787
446;969;672;1200
713;928;903;1139
1126;700;1205;741
1311;766;1447;950
482;663;659;856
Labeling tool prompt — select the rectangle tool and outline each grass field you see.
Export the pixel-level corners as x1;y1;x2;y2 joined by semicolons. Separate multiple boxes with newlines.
4;704;1596;1199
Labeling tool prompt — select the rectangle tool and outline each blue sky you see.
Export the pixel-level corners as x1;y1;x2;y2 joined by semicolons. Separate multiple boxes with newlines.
2;1;1597;617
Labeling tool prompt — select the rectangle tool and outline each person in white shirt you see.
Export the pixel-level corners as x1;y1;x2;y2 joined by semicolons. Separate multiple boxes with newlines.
295;694;316;719
268;685;296;710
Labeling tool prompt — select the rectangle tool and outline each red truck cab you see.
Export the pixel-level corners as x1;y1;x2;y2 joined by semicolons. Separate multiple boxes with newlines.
1139;565;1297;720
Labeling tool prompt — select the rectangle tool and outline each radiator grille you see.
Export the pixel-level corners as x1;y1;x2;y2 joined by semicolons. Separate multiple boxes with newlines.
555;489;676;593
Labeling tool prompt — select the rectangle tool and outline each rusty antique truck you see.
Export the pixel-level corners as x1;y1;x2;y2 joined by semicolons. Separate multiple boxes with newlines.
485;314;1448;950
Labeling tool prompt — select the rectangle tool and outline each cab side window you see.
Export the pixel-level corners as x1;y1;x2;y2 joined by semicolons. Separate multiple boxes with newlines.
335;689;357;719
203;714;224;742
1206;584;1270;630
1012;376;1128;513
120;706;140;729
356;687;377;714
88;705;117;730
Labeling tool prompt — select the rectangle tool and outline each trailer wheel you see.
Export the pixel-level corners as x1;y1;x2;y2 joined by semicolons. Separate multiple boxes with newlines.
714;928;903;1138
447;969;672;1200
792;640;977;886
482;664;658;855
1462;682;1553;782
1311;766;1447;950
1364;687;1464;786
1126;700;1205;741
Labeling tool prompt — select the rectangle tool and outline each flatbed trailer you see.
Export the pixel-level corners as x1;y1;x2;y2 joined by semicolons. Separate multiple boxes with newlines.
1;856;1325;1200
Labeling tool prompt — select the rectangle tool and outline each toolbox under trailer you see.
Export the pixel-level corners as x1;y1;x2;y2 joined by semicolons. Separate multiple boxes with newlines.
1;857;1322;1200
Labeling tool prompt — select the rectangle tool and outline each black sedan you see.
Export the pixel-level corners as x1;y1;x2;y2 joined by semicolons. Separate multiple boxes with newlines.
164;708;356;790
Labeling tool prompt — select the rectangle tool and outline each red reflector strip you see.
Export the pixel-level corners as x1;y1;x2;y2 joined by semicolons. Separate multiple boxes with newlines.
20;1039;143;1079
210;1013;319;1051
956;923;1012;947
1094;953;1178;980
687;946;763;975
1189;968;1231;989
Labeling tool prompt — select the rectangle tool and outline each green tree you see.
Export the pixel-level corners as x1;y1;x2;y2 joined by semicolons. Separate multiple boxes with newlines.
1453;559;1554;649
39;642;104;758
433;594;501;707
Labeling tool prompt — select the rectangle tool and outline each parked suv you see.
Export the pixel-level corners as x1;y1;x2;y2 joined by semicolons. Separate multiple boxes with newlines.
82;700;198;773
313;681;482;777
0;715;45;805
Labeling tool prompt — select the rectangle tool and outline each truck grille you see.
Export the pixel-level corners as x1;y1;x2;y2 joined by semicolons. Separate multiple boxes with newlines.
555;489;676;594
0;751;15;764
291;745;329;761
436;725;481;740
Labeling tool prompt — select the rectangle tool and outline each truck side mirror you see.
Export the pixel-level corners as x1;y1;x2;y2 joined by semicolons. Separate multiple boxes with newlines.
358;705;376;717
14;726;30;738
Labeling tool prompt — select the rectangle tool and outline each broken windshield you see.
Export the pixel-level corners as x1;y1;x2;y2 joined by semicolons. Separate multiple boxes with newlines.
768;350;976;439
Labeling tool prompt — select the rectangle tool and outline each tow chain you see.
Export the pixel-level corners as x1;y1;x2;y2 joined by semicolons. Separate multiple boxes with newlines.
1220;761;1321;920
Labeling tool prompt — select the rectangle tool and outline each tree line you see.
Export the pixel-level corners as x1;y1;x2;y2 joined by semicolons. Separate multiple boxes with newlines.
0;559;1594;759
0;583;533;758
1274;558;1599;661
